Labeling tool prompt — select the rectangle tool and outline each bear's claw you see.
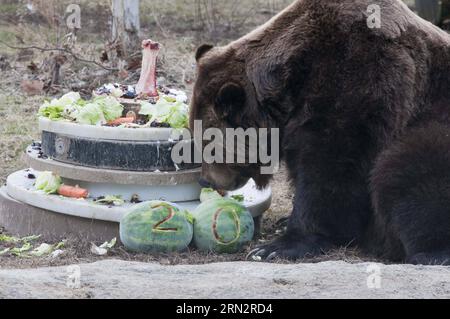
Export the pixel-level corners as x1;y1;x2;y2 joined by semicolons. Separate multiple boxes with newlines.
247;235;332;262
406;250;450;266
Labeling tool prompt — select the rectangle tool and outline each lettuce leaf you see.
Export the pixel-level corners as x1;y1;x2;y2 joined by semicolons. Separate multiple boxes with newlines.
95;96;124;121
35;171;62;194
38;100;65;120
39;92;84;121
39;92;124;125
139;98;189;129
167;102;189;129
75;103;106;125
59;92;81;105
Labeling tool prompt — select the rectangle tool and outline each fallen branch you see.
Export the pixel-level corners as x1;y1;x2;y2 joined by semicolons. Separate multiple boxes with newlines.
0;40;118;71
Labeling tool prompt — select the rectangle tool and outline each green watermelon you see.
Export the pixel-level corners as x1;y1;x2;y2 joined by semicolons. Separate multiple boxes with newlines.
193;190;254;254
120;201;194;253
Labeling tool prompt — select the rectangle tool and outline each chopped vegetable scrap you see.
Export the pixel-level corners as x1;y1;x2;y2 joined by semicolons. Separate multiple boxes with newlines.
39;92;124;126
90;238;117;256
34;172;88;198
57;185;89;199
35;171;62;194
94;195;125;207
139;95;189;129
0;234;64;258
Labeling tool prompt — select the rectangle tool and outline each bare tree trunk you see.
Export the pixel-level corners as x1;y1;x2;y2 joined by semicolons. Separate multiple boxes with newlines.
111;0;140;57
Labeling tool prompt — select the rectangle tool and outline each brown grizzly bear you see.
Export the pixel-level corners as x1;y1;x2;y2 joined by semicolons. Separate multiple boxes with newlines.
190;0;450;264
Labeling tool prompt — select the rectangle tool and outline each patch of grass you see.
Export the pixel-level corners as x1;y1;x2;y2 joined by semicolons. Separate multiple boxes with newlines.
0;93;40;185
0;2;20;15
0;29;15;43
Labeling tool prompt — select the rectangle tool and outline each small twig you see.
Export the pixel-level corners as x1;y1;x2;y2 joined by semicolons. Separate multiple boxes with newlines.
0;40;118;72
149;3;169;39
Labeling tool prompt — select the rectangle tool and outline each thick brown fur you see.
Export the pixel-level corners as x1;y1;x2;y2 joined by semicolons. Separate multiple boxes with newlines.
190;0;450;264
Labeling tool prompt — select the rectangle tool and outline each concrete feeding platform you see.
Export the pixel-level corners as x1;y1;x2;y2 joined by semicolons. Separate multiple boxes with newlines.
5;169;199;223
40;131;198;172
60;177;201;202
0;188;119;242
25;147;201;186
1;170;271;241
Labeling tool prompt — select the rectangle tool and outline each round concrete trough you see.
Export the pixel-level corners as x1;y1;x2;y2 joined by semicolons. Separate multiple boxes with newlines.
60;177;201;202
40;131;199;172
39;117;185;142
1;170;271;241
25;146;201;186
0;188;120;243
6;169;271;220
0;187;263;242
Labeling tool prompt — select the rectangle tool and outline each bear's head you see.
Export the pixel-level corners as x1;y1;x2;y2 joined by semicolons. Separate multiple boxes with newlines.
190;44;274;191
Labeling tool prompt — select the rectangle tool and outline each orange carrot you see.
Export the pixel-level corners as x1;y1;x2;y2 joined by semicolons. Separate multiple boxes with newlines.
57;185;89;199
107;117;135;126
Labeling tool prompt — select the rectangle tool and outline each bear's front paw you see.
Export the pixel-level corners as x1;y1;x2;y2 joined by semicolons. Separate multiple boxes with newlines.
247;234;332;262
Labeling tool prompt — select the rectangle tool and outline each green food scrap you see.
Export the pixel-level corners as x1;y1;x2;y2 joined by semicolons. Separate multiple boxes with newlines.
0;248;11;255
231;195;245;202
139;97;189;129
99;237;117;249
35;171;62;194
10;242;32;256
38;91;124;125
95;195;125;206
30;243;53;257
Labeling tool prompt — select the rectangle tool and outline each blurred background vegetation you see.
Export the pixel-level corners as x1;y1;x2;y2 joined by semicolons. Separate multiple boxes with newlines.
0;0;293;184
0;0;449;185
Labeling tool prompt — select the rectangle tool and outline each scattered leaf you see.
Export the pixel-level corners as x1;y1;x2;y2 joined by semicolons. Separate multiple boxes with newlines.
95;195;124;206
90;243;108;256
118;69;129;80
21;79;44;96
30;243;53;257
0;248;10;255
21;235;42;243
231;195;245;202
100;237;117;249
50;249;65;259
0;235;19;243
91;238;116;256
10;243;32;256
54;240;66;250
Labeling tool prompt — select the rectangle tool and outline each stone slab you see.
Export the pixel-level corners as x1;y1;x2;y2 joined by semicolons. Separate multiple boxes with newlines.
1;259;450;299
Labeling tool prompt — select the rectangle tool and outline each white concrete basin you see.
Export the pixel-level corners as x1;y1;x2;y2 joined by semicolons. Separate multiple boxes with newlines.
6;169;272;223
39;117;188;142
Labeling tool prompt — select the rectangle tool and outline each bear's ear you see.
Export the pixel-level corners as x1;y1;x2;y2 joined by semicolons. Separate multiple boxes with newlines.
195;44;214;61
215;82;246;121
